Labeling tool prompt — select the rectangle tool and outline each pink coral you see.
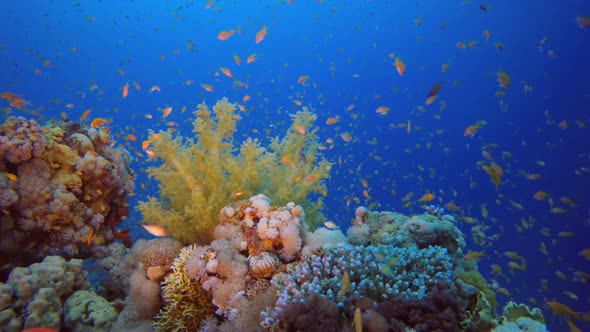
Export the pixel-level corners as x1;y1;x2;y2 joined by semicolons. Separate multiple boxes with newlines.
0;116;134;274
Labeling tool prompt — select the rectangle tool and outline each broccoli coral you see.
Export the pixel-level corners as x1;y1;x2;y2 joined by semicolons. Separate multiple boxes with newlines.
138;98;331;244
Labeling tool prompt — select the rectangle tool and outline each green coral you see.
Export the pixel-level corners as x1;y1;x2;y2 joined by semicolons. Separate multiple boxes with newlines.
138;98;331;244
499;301;545;324
153;245;214;331
456;269;497;313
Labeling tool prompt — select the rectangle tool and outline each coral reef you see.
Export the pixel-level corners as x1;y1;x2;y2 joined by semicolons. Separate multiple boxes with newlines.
154;245;215;331
138;98;331;244
268;243;455;321
0;116;134;275
64;290;118;332
0;256;117;331
347;207;465;256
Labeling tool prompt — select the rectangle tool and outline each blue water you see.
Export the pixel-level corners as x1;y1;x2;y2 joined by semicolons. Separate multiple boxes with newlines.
2;1;589;330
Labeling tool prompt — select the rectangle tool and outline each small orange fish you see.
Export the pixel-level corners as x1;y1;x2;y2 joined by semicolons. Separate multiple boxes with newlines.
297;75;309;85
126;134;137;141
87;228;95;246
80;109;92;121
233;55;242;65
293;124;306;134
217;30;235;40
305;173;321;182
483;29;491;40
90;118;108;128
497;71;511;88
133;81;141;91
9;99;29;109
417;193;435;202
255;25;268;44
376;106;391;115
340;132;352;142
394;57;406;76
142;140;150;150
426;82;443;105
162;107;173;118
326;116;339;125
201;84;214;92
141;224;167;237
246;53;257;64
243;95;251;103
149;85;161;93
533;191;548;201
122;82;129;98
6;173;17;181
220;67;232;77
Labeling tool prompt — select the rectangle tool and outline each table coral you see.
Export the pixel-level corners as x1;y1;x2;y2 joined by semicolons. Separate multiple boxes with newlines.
0;116;134;274
138;98;331;244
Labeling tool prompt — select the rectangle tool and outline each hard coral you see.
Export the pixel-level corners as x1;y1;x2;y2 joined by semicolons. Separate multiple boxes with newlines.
0;116;134;274
375;291;463;332
138;98;330;244
0;256;90;331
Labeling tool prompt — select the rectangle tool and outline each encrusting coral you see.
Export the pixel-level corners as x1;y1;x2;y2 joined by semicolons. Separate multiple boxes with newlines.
0;116;134;276
0;256;117;332
138;98;331;244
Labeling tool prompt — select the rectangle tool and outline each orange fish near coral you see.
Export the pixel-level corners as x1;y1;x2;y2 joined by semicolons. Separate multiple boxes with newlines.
255;25;268;44
90;118;108;128
141;224;167;237
418;193;435;202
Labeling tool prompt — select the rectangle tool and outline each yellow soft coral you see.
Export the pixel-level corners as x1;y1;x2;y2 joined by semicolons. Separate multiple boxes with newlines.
138;98;331;244
153;245;214;331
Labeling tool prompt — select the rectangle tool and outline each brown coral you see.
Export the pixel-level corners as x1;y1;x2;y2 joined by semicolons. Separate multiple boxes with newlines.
0;116;134;276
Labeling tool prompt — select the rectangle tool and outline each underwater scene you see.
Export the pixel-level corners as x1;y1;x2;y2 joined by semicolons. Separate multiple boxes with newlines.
1;1;589;331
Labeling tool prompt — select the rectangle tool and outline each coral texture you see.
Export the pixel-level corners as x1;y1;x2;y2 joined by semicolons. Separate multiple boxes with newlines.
0;116;134;274
0;256;90;331
63;290;118;332
137;98;331;244
154;245;215;331
268;243;454;324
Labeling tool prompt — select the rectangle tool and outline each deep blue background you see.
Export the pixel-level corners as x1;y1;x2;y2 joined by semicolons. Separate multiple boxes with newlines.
2;1;589;330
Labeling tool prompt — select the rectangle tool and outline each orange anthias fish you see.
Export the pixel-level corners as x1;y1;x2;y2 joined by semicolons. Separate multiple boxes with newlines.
162;107;173;118
246;53;257;64
533;191;549;201
90;118;108;128
217;30;235;40
426;82;443;105
417;193;435;202
220;67;232;77
464;120;487;137
201;84;214;92
394;57;406;76
233;55;242;65
122;82;129;98
376;106;391;115
255;25;268;44
141;224;167;237
297;75;309;85
497;71;511;88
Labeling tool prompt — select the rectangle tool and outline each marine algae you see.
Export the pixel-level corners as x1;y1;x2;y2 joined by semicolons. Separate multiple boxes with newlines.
138;98;331;244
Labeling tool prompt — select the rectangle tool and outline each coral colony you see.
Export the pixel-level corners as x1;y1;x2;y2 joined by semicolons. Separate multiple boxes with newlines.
0;100;551;331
